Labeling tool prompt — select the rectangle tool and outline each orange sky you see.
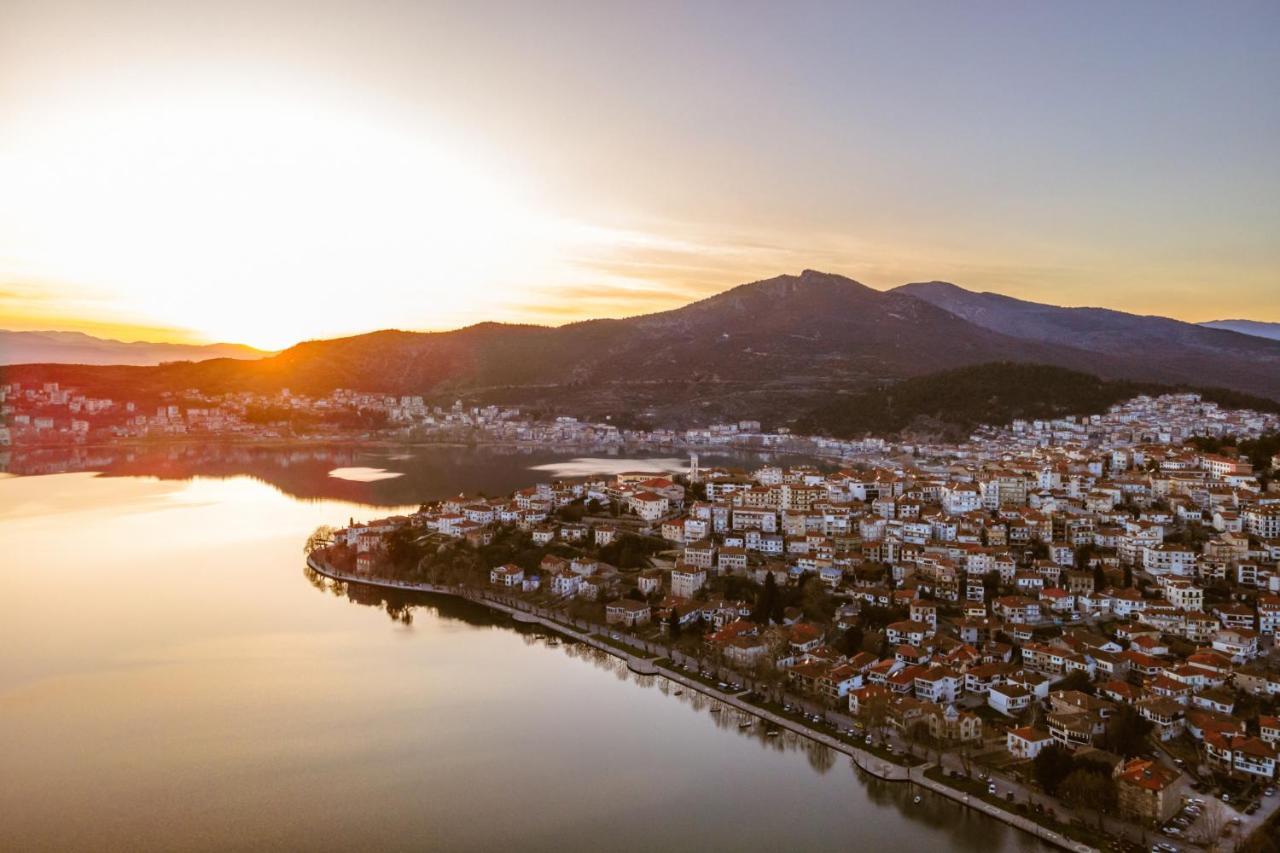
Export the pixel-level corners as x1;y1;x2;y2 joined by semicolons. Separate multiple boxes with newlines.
2;1;1277;349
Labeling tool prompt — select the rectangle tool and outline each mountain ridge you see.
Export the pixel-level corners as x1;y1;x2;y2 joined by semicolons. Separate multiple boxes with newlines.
1199;319;1280;341
4;271;1278;426
892;280;1280;399
0;329;273;366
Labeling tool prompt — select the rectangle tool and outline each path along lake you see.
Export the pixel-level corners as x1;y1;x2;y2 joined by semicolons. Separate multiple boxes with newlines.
1;444;1045;852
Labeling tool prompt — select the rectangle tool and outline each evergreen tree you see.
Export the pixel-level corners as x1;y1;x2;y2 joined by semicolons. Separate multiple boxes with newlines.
753;572;778;624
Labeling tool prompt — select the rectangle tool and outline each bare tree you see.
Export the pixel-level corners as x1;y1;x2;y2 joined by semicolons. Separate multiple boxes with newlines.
1198;798;1227;852
958;740;976;778
304;524;336;555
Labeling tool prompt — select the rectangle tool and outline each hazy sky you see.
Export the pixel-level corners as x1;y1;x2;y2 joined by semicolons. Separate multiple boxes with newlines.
1;1;1277;348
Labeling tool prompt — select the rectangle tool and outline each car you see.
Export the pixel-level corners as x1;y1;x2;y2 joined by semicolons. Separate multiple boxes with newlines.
1222;794;1231;802
865;735;873;745
987;783;997;795
1266;787;1276;797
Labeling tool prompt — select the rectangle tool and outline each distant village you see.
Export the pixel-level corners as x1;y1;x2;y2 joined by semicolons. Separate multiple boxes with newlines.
310;392;1280;849
0;380;860;454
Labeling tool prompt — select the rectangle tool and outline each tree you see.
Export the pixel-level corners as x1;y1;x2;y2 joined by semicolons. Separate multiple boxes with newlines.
1100;704;1153;757
753;572;779;624
957;740;976;779
859;692;891;745
557;502;585;523
1032;744;1076;796
905;720;931;759
1199;799;1229;852
1059;768;1116;829
384;526;427;574
1055;670;1095;695
838;624;865;657
799;575;836;622
860;603;903;631
304;525;336;554
599;533;665;569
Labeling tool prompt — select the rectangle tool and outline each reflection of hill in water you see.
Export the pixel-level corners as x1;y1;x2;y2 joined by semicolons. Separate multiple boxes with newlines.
2;443;807;505
304;565;1024;853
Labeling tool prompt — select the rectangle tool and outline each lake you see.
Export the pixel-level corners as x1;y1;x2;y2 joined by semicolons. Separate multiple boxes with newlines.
0;444;1044;851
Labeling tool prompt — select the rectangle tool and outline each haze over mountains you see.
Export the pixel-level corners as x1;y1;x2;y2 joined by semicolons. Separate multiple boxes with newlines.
0;329;273;366
5;270;1279;427
1199;319;1280;341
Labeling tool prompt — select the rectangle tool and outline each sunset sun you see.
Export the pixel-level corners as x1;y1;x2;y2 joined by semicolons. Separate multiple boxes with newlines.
0;78;576;349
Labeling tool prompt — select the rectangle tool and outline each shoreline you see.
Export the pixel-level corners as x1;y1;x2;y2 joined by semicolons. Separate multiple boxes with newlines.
306;553;1094;853
3;433;870;461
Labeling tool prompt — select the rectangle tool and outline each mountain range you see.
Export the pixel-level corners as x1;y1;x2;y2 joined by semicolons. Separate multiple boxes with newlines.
891;281;1280;399
1198;319;1280;341
4;270;1279;427
0;330;272;366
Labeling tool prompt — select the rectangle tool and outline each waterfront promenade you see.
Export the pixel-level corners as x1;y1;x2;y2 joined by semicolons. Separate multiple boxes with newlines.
306;554;1095;853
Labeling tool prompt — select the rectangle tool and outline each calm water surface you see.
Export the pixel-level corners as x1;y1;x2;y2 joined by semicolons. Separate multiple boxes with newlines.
1;446;1045;852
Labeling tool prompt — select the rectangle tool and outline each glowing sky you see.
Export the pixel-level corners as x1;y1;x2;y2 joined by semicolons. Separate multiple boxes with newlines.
1;1;1277;349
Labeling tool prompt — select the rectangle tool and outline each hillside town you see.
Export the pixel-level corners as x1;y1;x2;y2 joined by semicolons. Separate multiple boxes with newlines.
310;392;1280;851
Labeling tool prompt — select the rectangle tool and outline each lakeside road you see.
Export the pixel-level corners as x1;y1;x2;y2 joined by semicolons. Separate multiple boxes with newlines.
306;555;1095;853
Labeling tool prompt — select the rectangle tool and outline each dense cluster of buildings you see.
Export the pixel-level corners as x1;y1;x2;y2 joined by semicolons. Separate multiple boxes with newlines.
328;392;1280;830
0;382;541;446
0;381;893;458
